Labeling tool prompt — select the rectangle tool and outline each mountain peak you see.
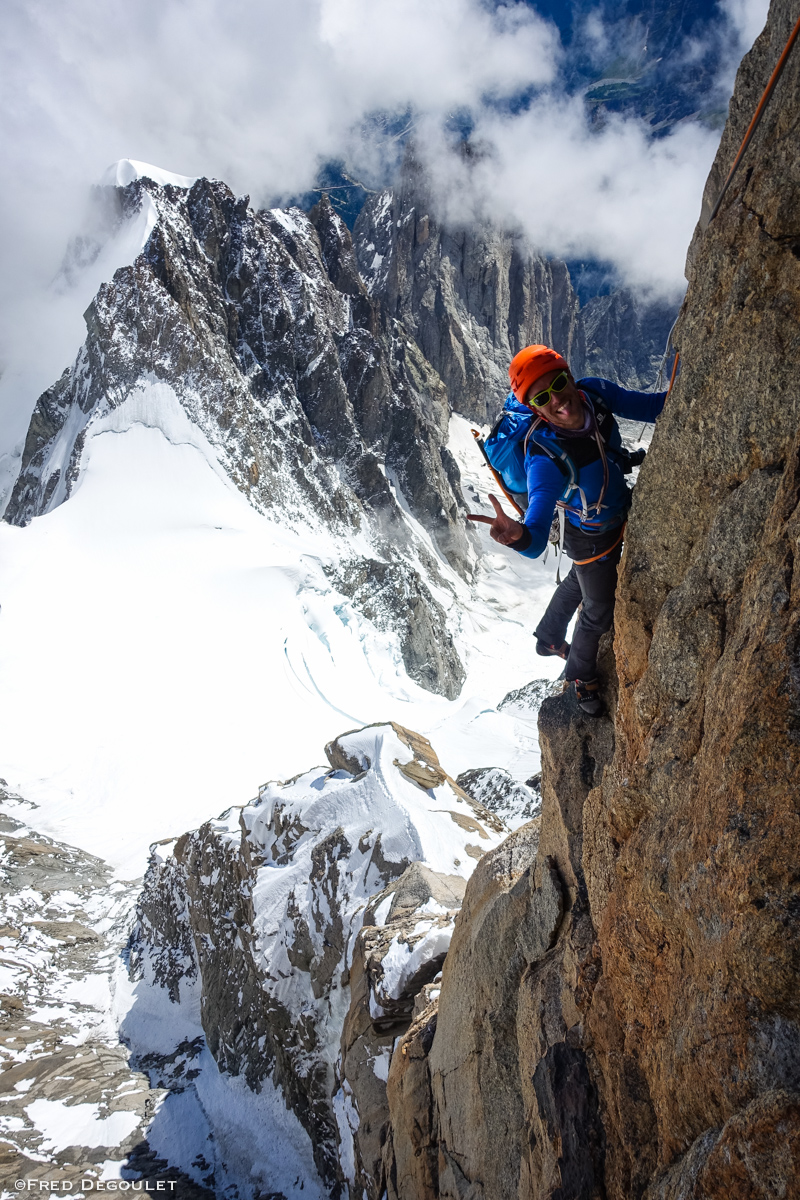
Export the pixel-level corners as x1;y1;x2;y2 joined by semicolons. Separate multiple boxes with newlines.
102;158;197;190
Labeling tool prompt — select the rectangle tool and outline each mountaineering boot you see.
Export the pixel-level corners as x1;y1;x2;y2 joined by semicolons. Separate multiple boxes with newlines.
575;678;603;717
536;640;570;660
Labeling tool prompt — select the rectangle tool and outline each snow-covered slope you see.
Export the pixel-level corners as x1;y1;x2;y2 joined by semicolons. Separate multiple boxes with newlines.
102;159;198;190
0;160;578;1194
0;402;562;878
127;721;511;1196
0;165;569;880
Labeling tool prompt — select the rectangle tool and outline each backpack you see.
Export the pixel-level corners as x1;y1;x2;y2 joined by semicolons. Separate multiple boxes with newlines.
483;401;531;497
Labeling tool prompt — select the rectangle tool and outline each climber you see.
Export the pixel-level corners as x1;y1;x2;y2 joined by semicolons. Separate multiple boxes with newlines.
467;344;666;717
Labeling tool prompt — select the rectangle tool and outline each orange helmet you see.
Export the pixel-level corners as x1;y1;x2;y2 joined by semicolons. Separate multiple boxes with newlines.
508;345;569;405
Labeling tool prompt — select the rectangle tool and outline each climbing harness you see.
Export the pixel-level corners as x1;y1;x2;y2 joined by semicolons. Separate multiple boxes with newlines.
571;522;626;567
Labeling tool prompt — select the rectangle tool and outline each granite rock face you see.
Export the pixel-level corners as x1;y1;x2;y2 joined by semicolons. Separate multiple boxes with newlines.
353;150;586;425
584;0;800;1191
377;1;800;1195
338;862;464;1199
379;657;615;1200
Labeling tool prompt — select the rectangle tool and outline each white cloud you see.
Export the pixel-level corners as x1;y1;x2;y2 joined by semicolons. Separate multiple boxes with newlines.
0;0;768;454
719;0;770;53
415;95;721;301
0;0;556;454
0;0;558;245
711;0;770;94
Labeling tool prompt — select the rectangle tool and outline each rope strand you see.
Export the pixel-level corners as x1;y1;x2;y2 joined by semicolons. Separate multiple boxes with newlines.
658;12;799;397
707;11;800;224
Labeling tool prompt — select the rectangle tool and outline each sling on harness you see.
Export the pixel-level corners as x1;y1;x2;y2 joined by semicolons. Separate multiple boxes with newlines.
571;521;626;566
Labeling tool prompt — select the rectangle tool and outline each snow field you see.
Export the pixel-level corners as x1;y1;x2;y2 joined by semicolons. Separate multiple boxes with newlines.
0;393;562;878
147;1051;327;1200
23;1099;141;1154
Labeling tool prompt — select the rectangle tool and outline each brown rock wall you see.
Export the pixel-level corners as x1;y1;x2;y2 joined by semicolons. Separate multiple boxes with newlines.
382;681;616;1200
382;1001;440;1200
380;4;800;1197
428;820;556;1199
583;0;800;1193
338;863;466;1198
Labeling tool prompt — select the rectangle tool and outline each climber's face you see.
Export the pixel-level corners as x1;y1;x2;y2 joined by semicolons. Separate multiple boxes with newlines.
532;369;585;430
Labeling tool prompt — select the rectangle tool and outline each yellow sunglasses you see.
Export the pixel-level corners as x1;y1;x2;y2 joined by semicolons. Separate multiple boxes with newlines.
526;370;570;409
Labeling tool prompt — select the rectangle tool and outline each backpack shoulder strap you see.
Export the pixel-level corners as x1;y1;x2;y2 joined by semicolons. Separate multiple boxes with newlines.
579;383;608;410
525;421;575;485
580;386;613;434
581;386;642;471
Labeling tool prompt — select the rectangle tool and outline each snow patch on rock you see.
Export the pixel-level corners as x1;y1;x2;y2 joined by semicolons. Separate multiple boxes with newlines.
103;160;198;190
128;722;501;1194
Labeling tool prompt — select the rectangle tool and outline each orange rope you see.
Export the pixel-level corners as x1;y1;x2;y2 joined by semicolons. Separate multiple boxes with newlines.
572;522;626;566
670;15;800;385
708;11;800;223
667;350;681;396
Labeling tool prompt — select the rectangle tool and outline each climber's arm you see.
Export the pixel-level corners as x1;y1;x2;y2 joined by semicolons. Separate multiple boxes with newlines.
579;376;666;423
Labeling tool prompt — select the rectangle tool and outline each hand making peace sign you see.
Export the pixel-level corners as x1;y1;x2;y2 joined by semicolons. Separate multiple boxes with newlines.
466;494;525;546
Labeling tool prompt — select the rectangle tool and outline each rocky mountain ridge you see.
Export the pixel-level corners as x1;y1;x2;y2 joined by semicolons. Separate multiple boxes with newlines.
129;722;515;1196
4;179;474;698
124;0;800;1195
3;138;673;708
352;147;672;419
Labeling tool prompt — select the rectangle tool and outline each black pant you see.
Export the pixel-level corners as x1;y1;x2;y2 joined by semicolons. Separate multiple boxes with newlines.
534;540;623;682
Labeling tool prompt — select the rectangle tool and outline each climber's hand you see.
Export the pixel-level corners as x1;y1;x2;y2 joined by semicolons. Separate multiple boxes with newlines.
466;495;525;546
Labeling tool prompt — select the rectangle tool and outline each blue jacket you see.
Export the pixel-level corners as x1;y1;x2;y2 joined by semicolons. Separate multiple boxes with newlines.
513;377;665;560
